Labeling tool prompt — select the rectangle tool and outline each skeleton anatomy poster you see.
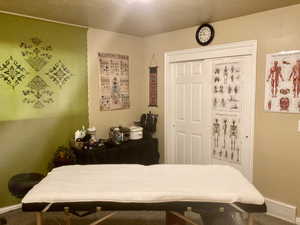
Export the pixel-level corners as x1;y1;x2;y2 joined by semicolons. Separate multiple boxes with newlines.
265;51;300;113
99;53;130;111
211;61;242;164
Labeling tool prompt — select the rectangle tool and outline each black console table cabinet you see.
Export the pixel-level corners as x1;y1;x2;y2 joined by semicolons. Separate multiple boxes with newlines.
72;138;159;165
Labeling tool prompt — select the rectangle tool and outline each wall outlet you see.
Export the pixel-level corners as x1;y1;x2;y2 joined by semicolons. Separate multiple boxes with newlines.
298;120;300;132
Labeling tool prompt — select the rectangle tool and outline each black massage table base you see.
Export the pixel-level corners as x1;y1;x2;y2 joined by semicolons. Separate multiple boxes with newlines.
23;201;266;213
23;201;266;225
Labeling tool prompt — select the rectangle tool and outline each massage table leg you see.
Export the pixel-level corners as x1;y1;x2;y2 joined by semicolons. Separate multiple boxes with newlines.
64;209;118;225
191;204;256;225
167;211;206;225
200;212;255;225
36;207;118;225
36;212;43;225
166;211;186;225
248;214;254;225
90;212;118;225
64;207;71;225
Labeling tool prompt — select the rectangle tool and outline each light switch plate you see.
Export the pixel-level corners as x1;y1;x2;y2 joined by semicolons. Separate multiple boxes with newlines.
298;120;300;132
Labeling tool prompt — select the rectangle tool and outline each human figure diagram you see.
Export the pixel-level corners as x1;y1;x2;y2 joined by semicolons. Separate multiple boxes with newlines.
267;61;284;97
289;60;300;98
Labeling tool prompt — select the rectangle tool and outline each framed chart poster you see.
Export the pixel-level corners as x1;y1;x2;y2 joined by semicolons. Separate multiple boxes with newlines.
265;51;300;113
98;53;130;111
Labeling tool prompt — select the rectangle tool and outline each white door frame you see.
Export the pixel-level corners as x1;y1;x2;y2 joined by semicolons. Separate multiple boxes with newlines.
164;40;257;182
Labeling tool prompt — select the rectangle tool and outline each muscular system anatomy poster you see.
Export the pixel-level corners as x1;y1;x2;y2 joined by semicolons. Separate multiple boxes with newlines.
265;51;300;113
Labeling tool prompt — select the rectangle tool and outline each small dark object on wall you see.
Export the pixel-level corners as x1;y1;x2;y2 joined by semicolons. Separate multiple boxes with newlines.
8;173;45;199
149;66;158;107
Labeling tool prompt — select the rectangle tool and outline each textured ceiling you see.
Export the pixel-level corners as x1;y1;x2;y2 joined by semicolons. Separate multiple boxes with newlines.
0;0;300;36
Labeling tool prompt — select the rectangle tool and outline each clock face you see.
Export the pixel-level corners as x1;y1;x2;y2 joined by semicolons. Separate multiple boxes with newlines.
196;24;214;46
199;27;211;43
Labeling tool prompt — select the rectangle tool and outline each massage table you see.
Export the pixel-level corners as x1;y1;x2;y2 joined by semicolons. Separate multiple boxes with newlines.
22;164;266;225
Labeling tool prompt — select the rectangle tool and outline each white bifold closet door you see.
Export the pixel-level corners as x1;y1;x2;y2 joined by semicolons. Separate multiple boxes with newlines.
170;60;209;164
167;51;255;180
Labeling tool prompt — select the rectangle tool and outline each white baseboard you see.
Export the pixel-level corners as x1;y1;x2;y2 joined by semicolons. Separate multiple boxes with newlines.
0;204;21;215
265;198;296;223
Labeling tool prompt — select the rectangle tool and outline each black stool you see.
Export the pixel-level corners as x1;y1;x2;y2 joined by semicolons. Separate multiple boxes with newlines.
1;173;44;225
8;173;44;199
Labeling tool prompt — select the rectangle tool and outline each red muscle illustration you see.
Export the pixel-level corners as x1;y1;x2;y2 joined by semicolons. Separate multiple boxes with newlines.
289;60;300;98
267;61;284;97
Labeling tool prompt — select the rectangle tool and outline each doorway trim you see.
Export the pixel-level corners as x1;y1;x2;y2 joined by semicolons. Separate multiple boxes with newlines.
164;40;257;181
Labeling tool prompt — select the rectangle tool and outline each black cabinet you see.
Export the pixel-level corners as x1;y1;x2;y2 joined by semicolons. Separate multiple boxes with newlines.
72;138;159;165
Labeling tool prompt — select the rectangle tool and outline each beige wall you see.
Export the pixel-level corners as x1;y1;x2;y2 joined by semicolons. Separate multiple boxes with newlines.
88;28;145;138
142;4;300;213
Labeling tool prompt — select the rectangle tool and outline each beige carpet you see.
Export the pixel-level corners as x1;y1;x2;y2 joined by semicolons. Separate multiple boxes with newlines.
2;209;294;225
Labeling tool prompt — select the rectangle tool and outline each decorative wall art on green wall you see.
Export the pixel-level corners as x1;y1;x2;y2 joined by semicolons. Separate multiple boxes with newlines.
46;60;73;88
0;13;88;207
0;56;28;89
20;37;53;72
0;36;76;109
0;13;88;121
22;75;54;108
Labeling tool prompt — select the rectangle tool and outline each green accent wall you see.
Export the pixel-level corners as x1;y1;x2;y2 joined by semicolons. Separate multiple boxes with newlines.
0;13;88;207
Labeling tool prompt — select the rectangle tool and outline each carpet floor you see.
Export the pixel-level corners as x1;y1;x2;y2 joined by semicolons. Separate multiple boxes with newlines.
1;209;294;225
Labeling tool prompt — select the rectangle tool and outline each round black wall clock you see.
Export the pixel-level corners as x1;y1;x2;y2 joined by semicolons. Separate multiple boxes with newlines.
195;23;215;46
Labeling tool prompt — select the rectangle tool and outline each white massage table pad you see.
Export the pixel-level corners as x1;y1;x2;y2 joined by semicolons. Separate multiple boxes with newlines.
22;164;264;205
